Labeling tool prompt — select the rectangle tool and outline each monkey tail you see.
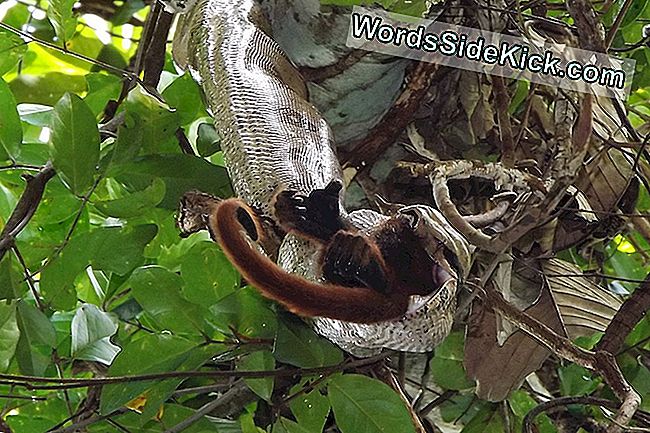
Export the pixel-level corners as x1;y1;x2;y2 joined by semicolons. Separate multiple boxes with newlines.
211;198;409;324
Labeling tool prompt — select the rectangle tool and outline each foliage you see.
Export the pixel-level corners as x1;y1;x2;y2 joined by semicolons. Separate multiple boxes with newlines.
0;0;648;432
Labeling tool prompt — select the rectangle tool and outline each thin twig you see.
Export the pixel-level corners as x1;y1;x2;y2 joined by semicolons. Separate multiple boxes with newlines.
0;352;391;391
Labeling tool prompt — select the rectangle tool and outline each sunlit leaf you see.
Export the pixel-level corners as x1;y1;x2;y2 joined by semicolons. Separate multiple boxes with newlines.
49;93;100;194
0;78;22;160
71;303;120;365
47;0;76;44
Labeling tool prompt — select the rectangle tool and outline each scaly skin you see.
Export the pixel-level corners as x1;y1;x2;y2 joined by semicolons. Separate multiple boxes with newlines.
172;0;343;219
170;0;473;354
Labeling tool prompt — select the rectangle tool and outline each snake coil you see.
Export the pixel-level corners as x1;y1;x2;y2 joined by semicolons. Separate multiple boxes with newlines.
169;0;472;355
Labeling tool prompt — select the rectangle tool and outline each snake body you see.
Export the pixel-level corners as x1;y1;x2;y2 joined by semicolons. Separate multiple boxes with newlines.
170;0;472;355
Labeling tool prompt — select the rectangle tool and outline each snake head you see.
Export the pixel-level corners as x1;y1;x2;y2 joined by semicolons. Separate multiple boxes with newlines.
158;0;198;13
176;191;221;238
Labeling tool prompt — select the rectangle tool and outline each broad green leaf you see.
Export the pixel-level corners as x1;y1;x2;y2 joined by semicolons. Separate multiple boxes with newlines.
116;403;223;433
103;111;144;169
240;410;265;433
71;303;120;365
129;265;209;334
430;331;473;390
0;255;24;300
99;333;196;414
32;176;82;224
558;364;601;396
111;153;232;208
111;0;146;25
209;286;277;339
84;73;122;116
15;300;56;375
328;374;415;433
196;122;222;157
461;404;503;433
274;417;314;433
621;0;649;28
289;382;330;433
162;72;205;125
124;86;180;153
47;0;76;44
16;301;55;346
180;241;240;304
273;317;343;368
508;390;557;433
0;78;22;160
5;398;70;432
237;350;275;401
0;300;20;371
0;30;28;75
95;178;166;218
49;93;100;194
40;225;157;309
9;73;87;106
51;310;74;357
17;103;53;127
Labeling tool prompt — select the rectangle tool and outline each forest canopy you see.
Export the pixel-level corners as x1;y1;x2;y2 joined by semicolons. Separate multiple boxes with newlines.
0;0;649;432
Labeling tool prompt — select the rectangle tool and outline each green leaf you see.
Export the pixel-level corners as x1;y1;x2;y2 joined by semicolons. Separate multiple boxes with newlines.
124;86;180;152
9;73;87;106
508;390;557;433
162;72;205;125
621;0;649;28
17;103;53;127
429;331;473;390
237;350;275;401
71;303;120;365
461;404;503;433
558;364;601;396
99;333;196;414
180;241;240;304
16;301;55;347
111;0;146;25
49;93;100;194
0;78;22;160
208;286;277;339
274;417;315;433
196;122;222;157
15;301;56;375
130;265;209;334
5;398;69;432
110;153;232;208
83;73;122;117
103;111;144;169
0;30;28;75
328;374;415;433
40;225;157;309
95;178;166;218
289;382;330;433
0;255;25;301
274;317;343;368
47;0;76;44
0;300;20;371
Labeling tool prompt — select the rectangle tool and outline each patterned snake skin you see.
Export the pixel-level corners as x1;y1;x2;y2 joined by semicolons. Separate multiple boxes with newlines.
168;0;472;356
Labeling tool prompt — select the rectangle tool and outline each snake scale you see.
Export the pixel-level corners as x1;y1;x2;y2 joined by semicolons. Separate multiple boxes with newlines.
168;0;472;356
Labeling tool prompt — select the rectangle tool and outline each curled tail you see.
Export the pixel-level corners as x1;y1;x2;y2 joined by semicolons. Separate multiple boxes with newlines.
210;198;409;323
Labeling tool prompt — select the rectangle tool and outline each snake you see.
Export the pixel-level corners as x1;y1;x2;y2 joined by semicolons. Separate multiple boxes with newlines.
166;0;473;356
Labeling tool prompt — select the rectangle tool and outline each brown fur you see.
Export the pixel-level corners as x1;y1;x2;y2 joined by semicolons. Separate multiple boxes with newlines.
210;198;410;323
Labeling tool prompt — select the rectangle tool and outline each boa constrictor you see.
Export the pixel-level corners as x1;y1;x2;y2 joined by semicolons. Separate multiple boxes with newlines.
167;0;472;356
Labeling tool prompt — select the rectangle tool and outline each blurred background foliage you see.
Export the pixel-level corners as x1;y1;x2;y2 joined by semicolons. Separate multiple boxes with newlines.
0;0;648;432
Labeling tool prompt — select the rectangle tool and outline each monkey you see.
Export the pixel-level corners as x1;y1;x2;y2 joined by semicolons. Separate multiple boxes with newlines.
177;185;455;324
